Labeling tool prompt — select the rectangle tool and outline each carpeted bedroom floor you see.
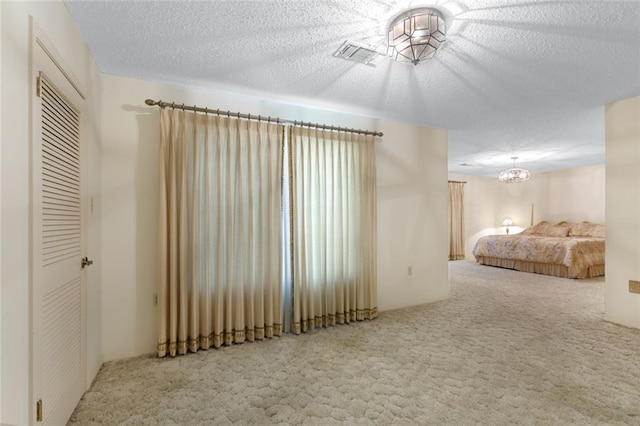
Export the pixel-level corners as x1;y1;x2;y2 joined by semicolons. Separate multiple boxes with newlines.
69;261;640;425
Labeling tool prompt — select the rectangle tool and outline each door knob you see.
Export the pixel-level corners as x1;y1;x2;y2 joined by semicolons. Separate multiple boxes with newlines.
81;257;94;268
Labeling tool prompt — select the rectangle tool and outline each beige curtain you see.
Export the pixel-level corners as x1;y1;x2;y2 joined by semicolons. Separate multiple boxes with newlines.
289;127;377;334
448;181;465;260
157;108;283;357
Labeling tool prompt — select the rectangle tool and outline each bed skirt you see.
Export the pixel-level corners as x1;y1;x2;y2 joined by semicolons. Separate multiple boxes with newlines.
474;256;604;279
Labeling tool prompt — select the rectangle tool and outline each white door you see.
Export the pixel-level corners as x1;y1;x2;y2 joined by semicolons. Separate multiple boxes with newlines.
32;35;87;425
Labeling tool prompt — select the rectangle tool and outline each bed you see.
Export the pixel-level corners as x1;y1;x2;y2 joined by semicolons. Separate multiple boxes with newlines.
472;221;605;279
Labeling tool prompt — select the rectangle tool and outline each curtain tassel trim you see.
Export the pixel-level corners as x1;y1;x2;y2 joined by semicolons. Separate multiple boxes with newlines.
292;308;378;335
157;324;283;358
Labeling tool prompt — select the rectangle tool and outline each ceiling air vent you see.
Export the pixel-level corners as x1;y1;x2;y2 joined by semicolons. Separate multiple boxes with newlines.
333;40;379;65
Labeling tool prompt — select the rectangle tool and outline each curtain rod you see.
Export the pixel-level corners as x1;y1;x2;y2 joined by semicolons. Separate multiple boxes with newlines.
144;99;384;137
448;180;467;184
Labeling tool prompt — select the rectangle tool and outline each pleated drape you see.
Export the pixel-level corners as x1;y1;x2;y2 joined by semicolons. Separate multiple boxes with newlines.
448;181;465;261
289;127;378;334
157;109;283;357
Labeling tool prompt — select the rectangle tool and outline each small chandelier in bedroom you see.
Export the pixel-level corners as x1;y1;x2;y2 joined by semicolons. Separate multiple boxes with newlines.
387;8;446;65
498;157;532;183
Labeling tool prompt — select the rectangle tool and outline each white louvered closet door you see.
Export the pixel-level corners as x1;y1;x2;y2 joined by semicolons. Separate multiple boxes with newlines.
32;34;87;426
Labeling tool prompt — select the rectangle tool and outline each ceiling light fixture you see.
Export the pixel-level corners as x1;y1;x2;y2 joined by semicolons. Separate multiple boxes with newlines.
498;157;532;183
387;8;446;66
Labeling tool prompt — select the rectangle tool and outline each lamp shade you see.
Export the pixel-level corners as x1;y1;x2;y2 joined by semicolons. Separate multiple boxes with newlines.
501;217;514;227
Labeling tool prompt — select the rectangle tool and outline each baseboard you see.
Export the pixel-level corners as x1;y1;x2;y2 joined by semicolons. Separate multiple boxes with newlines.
604;314;640;330
87;355;104;389
102;351;145;363
378;294;450;313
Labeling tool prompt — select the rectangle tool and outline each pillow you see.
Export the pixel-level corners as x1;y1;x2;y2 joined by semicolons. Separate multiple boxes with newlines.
591;224;606;238
521;226;535;235
569;222;595;237
523;221;551;235
569;222;606;238
548;226;570;237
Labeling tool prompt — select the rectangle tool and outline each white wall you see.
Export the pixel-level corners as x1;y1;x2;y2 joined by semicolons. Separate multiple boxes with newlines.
535;165;606;224
450;164;606;259
0;2;103;424
100;74;449;360
377;123;449;311
605;95;640;329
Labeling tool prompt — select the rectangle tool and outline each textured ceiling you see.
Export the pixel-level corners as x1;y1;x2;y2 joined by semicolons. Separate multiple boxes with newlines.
64;0;640;177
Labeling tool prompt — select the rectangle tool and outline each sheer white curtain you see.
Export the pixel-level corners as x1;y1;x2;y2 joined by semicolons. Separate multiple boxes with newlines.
448;181;465;261
289;127;377;334
157;109;283;357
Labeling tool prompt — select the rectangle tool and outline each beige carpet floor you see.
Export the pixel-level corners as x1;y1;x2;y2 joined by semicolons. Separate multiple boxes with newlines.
69;261;640;425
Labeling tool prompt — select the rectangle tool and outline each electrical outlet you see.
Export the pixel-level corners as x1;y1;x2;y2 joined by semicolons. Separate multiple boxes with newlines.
629;280;640;294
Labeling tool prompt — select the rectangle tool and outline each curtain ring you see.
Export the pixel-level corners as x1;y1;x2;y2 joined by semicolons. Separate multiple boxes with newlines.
237;111;241;119
215;109;220;116
227;110;231;118
181;103;185;110
258;115;261;122
204;107;208;115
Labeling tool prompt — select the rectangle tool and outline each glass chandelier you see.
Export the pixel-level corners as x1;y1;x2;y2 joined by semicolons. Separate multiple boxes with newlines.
498;157;532;183
387;8;446;66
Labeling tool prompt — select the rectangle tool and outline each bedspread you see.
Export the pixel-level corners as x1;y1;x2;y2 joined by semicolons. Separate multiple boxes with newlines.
472;234;605;272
